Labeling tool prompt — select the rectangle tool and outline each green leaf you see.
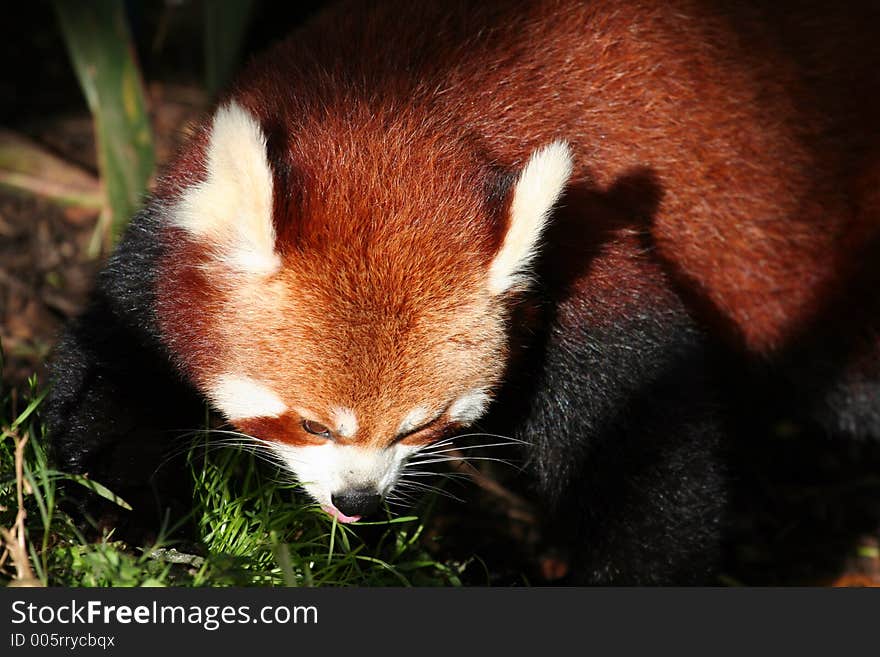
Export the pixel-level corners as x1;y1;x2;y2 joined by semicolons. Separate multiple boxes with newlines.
63;473;133;510
54;0;155;251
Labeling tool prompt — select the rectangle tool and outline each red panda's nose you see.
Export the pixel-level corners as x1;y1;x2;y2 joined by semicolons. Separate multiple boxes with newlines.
331;490;382;517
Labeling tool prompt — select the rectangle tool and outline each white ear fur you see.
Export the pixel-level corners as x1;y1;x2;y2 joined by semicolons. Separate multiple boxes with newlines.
209;374;287;420
171;101;280;276
487;140;573;294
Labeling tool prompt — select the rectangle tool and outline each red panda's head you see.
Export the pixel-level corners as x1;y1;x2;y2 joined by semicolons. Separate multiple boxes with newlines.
156;102;572;522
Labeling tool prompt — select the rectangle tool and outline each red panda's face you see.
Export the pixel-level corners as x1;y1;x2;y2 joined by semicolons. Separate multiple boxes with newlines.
157;102;572;522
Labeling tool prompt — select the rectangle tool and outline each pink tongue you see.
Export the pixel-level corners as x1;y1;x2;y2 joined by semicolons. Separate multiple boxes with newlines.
321;504;361;524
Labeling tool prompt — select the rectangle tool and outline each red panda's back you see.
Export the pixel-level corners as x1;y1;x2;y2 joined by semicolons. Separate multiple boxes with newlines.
224;0;880;355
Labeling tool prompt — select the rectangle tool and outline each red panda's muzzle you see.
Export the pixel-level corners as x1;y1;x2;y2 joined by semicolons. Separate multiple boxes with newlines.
327;489;383;522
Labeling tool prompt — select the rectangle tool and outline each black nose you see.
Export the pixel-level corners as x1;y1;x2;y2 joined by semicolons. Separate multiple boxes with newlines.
331;490;382;517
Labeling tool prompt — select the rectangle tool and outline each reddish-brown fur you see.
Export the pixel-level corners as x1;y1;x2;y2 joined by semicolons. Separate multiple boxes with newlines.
155;0;880;447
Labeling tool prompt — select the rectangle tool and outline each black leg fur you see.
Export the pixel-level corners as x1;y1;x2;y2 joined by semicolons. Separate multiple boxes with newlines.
508;304;725;585
46;205;203;532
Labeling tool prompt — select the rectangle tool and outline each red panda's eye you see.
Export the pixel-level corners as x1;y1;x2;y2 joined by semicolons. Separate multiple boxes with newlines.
302;419;332;438
394;412;447;443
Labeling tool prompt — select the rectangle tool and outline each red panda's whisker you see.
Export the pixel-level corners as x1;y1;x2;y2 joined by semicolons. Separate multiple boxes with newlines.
413;441;507;455
447;432;531;446
396;473;470;492
409;448;522;463
181;429;309;471
384;490;419;508
414;441;522;456
411;437;457;453
407;455;519;468
397;470;470;482
153;440;284;476
157;432;270;464
393;480;466;504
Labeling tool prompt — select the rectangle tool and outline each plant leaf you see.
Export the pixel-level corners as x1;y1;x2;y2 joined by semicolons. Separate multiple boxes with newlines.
54;0;155;251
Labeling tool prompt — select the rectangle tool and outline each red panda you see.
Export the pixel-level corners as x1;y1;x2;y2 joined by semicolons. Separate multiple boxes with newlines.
47;0;880;583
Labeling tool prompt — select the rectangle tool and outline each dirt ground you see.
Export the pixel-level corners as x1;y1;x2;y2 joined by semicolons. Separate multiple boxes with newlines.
0;84;206;388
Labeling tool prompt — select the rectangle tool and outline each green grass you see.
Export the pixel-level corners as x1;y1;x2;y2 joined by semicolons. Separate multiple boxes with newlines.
0;348;465;587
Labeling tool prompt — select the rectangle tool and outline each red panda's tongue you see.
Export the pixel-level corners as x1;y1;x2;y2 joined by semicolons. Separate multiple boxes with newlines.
321;504;361;524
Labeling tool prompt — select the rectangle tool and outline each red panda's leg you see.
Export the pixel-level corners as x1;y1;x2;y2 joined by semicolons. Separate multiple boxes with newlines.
519;311;724;583
45;207;204;533
507;240;727;584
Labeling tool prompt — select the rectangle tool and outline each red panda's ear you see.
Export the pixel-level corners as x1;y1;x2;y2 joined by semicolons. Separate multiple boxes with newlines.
487;140;573;295
170;101;281;276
